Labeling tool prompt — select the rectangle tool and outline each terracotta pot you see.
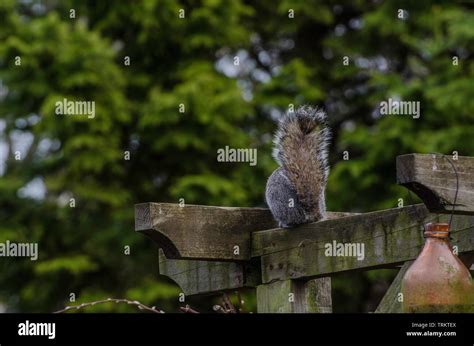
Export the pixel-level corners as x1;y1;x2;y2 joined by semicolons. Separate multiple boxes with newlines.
401;223;474;313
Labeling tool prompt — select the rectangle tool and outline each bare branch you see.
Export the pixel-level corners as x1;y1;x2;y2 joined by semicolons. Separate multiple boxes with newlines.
54;298;164;314
179;304;199;314
223;293;236;313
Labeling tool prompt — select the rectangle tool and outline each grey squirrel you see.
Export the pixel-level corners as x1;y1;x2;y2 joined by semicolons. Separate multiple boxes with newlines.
265;105;331;228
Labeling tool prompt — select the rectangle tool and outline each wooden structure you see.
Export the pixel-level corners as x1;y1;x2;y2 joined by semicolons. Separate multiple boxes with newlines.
135;154;474;312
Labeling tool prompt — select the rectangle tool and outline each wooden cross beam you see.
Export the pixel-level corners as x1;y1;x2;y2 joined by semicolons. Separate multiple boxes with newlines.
253;205;474;283
158;249;261;296
145;204;357;295
397;154;474;215
136;203;474;295
135;202;355;261
135;203;276;261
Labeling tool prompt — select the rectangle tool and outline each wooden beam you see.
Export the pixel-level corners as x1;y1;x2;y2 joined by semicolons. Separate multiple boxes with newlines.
158;249;260;296
135;203;276;260
397;154;474;215
253;205;474;283
135;202;357;261
256;278;332;313
375;262;412;313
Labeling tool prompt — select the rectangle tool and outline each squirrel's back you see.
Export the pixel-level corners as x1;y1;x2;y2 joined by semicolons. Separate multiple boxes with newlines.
265;106;331;227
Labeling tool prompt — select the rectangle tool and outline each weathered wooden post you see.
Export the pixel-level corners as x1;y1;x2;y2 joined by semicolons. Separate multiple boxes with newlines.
134;153;474;313
256;278;332;313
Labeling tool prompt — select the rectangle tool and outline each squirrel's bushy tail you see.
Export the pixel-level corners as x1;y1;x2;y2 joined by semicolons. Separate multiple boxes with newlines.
273;105;331;220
